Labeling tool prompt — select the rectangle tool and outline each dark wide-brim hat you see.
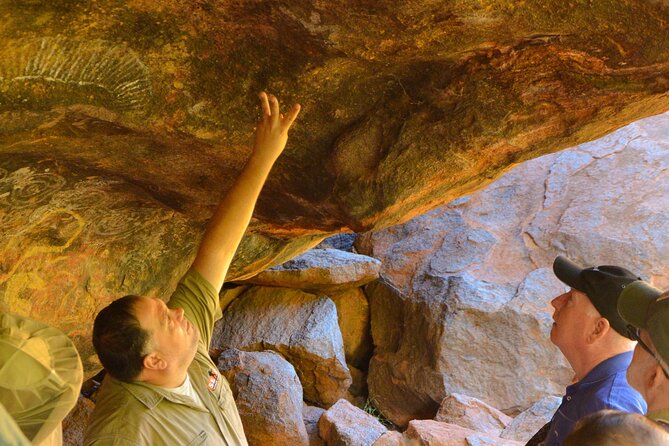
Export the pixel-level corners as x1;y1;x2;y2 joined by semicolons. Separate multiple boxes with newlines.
553;256;641;339
618;280;669;365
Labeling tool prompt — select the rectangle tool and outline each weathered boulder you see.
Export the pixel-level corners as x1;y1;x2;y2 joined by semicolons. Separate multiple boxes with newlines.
303;404;327;446
62;395;95;446
4;1;669;378
435;394;512;437
403;420;522;446
213;286;351;407
241;248;381;292
318;399;387;446
328;288;373;369
216;349;309;446
500;397;561;443
360;112;669;426
365;274;569;427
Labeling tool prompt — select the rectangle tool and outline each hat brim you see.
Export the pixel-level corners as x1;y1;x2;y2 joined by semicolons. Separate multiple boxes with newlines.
617;280;662;329
553;256;586;292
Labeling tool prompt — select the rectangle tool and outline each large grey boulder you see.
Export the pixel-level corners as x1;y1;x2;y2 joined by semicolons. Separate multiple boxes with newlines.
365;273;569;427
217;349;309;446
241;248;381;292
360;113;669;426
318;399;387;446
213;286;352;407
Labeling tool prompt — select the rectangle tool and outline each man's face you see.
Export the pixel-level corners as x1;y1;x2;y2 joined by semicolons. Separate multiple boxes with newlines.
133;297;199;370
550;288;599;355
627;329;658;398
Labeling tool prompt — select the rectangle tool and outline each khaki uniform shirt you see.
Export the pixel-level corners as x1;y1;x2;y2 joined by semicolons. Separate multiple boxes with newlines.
648;408;669;432
84;270;248;446
0;402;31;446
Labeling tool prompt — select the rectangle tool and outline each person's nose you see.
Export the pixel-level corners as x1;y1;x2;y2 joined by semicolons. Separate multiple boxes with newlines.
551;292;568;310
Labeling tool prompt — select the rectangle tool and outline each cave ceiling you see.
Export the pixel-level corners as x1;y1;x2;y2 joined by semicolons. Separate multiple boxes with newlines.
2;0;669;371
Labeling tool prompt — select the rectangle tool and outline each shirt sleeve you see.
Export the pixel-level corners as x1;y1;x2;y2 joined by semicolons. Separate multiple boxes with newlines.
167;269;222;349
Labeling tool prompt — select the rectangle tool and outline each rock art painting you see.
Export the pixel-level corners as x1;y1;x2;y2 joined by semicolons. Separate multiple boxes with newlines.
0;162;198;372
0;37;152;113
2;1;669;376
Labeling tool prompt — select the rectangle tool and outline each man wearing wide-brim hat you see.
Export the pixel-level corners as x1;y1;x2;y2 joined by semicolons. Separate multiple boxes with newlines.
0;312;83;445
618;280;669;431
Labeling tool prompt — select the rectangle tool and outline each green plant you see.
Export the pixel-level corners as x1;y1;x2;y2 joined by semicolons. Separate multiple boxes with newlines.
362;398;395;429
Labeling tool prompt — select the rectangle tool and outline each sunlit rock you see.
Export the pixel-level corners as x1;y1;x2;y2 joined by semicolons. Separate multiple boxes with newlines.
212;286;351;407
217;349;309;446
360;112;669;426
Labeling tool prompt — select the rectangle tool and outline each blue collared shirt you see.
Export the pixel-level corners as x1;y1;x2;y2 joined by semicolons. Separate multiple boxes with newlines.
545;351;647;446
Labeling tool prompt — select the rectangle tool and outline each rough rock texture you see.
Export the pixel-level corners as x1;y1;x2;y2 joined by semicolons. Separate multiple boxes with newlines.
241;248;381;292
318;399;387;446
372;432;403;446
347;364;368;404
403;420;522;446
328;288;373;369
216;349;309;446
364;275;569;427
4;1;669;377
303;404;327;446
500;397;561;443
316;234;358;252
62;395;95;446
359;111;669;426
212;286;351;407
435;394;512;438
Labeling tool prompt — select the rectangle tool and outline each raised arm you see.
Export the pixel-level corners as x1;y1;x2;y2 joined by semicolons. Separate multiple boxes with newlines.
192;92;300;291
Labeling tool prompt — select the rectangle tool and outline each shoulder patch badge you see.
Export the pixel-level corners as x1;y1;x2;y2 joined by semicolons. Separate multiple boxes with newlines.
207;368;220;392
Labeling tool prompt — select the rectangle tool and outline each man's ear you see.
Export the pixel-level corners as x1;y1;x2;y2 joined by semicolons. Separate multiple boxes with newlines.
588;317;610;343
649;363;667;391
143;352;167;371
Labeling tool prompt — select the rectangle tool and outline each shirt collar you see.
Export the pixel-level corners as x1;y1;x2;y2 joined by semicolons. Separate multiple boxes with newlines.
567;351;633;390
118;373;202;410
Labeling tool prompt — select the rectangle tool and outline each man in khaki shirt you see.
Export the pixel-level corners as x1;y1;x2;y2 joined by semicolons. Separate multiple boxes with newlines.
84;92;300;445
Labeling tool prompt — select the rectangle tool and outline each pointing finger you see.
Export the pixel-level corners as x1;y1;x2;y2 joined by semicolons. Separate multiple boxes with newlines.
269;94;280;119
259;92;271;117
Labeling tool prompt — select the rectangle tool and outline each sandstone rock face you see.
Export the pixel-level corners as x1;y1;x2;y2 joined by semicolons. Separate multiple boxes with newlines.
360;112;669;426
318;399;387;446
328;288;373;369
500;397;561;443
217;349;308;446
435;394;512;438
62;395;95;446
403;420;522;446
242;248;381;292
4;1;669;378
212;286;351;407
